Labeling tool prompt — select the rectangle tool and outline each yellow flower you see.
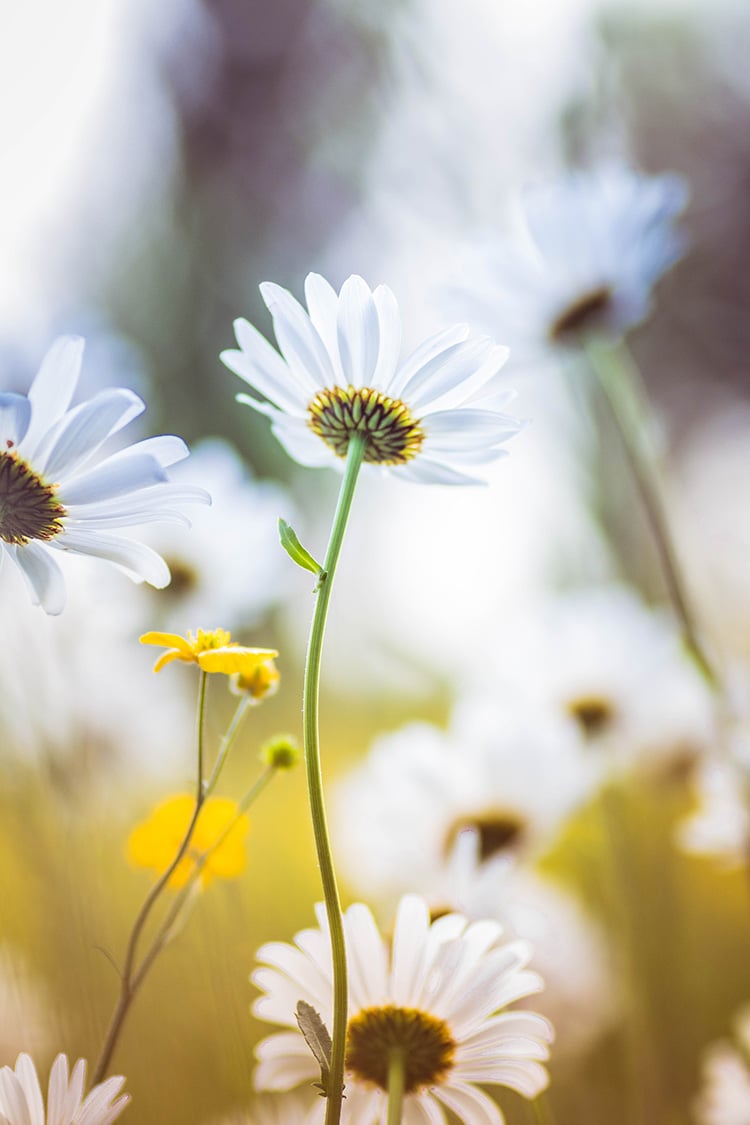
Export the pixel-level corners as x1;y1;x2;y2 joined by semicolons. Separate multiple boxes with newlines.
127;794;250;889
140;628;278;675
230;656;280;703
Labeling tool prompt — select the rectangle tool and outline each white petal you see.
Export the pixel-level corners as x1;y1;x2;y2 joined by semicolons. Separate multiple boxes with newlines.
304;272;343;379
76;1076;128;1125
0;1070;34;1125
389;325;470;398
423;409;522;450
23;337;84;458
102;434;189;469
60;454;168;505
0;393;31;447
393;458;486;486
432;1083;504;1125
7;542;66;614
223;317;309;413
371;284;402;391
34;388;144;479
270;417;338;469
53;529;170;587
46;1054;74;1125
15;1054;45;1125
260;283;335;390
336;275;380;386
345;903;388;1009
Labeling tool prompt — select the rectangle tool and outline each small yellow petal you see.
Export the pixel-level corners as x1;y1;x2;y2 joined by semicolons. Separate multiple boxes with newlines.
197;646;278;676
140;632;193;654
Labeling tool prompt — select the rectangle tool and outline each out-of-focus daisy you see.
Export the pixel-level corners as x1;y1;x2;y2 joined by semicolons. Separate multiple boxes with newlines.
447;165;687;365
0;559;192;778
426;830;616;1060
212;1090;317;1124
333;702;592;902
140;628;278;677
0;1052;128;1125
678;759;750;867
0;335;208;614
695;1006;750;1125
483;585;716;781
0;947;54;1064
136;439;296;632
221;272;521;485
127;794;249;889
252;894;553;1123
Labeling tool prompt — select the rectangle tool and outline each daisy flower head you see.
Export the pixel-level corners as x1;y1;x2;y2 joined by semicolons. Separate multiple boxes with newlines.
0;336;209;614
0;1052;128;1125
252;894;553;1123
448;165;688;364
221;273;521;485
695;1006;750;1125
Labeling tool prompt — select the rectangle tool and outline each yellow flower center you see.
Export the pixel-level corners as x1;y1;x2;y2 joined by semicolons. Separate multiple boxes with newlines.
307;385;425;465
445;809;528;862
548;286;612;342
346;1004;456;1093
565;695;616;737
0;449;66;545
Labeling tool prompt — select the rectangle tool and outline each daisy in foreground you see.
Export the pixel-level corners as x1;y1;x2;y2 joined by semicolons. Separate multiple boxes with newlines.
221;273;520;484
0;1053;128;1125
447;164;687;360
0;336;209;614
252;894;553;1123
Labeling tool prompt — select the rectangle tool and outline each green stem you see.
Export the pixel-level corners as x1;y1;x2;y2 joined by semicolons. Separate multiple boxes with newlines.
386;1050;406;1125
584;337;719;690
303;434;366;1125
529;1093;557;1125
92;676;249;1084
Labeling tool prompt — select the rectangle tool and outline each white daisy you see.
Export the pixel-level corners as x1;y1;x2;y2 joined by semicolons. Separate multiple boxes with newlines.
447;165;687;363
423;830;616;1061
134;438;297;631
332;702;592;903
0;1053;129;1125
221;272;521;484
212;1090;317;1124
482;585;716;782
252;894;553;1124
677;758;750;867
0;336;209;614
695;1007;750;1125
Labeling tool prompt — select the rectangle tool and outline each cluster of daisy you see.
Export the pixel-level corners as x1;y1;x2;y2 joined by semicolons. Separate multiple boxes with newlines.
3;157;747;1125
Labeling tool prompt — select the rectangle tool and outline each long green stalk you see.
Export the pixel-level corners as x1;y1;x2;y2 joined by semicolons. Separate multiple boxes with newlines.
302;434;366;1125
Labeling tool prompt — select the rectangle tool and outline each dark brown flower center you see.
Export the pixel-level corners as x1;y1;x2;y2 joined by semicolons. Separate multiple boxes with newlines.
548;286;612;342
307;385;425;465
445;810;527;862
566;695;616;738
346;1004;455;1093
0;449;66;545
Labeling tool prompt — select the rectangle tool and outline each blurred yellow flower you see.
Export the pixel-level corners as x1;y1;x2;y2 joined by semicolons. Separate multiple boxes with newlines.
230;656;280;703
140;628;278;675
127;794;250;889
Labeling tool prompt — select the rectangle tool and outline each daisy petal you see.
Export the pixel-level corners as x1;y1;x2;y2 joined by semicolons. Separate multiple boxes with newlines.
7;542;66;614
54;530;170;587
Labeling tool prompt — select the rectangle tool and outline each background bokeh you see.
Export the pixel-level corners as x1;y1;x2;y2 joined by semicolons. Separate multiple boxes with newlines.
3;1;750;1122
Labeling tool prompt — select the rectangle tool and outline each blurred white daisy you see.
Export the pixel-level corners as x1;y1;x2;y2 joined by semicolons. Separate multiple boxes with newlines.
426;830;616;1061
252;894;553;1123
0;947;53;1065
135;438;296;631
221;272;521;485
333;701;592;902
678;759;750;867
0;335;208;614
213;1090;317;1124
0;1053;129;1125
447;165;687;364
695;1007;750;1125
483;585;716;781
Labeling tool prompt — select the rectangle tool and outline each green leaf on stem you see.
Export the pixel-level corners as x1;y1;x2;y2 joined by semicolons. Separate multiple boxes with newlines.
279;518;323;576
296;999;333;1098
